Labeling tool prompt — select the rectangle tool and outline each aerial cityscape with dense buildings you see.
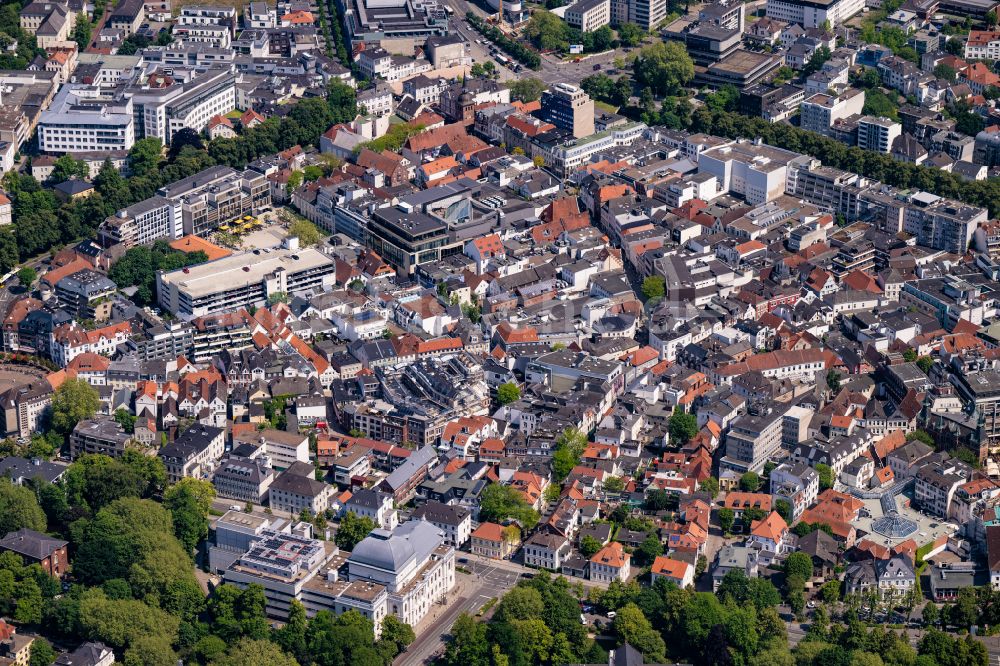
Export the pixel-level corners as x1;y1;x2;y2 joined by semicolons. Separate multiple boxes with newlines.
1;0;1000;662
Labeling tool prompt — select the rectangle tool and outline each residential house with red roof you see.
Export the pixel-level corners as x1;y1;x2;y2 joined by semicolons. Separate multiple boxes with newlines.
464;233;505;274
590;541;631;582
651;555;694;588
747;511;792;564
471;522;519;559
439;415;500;460
51;321;132;367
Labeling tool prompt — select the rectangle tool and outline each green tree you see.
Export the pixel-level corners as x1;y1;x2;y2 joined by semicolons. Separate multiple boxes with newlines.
496;382;521;405
816;463;834;490
442;612;489;666
774;498;792;522
668;408;698;446
917;356;934;374
604;476;625;492
71;12;93;48
788;588;805;616
633;41;695;96
494;585;545;623
524;10;569;51
164;478;215;552
988;8;998;26
29;637;56;666
50;377;101;435
16;266;36;287
73;497;196;595
274;599;307;660
740;471;762;492
95;159;130;211
613;603;667;663
921;601;939;627
328;80;358;124
772;66;795;86
580;534;603;558
113;408;136;434
802;46;831;76
820;580;841;603
785;552;813;582
592;25;614;51
470;61;498;79
288;219;323;247
705;84;741;112
479;483;539;530
617;22;645;47
78;588;180;652
128;138;163;178
552;427;588;481
210;638;299;666
334;511;376;550
508;78;546;102
907;430;935;446
826;370;841;392
699;477;719;498
719;507;735;534
635;533;663;566
0;479;46;535
863;90;899;120
49;155;89;183
207;584;268;642
934;63;957;81
379;615;415;657
641;275;665;301
947;587;978;629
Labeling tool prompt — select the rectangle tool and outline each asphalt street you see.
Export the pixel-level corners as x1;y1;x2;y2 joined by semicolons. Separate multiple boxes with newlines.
397;559;525;665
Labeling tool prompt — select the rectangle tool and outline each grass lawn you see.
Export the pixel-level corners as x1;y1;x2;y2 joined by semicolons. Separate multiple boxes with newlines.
595;101;619;113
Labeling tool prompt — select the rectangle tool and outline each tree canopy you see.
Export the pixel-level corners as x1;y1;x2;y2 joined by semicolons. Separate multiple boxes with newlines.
0;479;46;535
334;511;376;551
50;378;100;436
668;409;698;446
496;382;521;405
633;41;695;97
478;483;539;530
552;427;589;481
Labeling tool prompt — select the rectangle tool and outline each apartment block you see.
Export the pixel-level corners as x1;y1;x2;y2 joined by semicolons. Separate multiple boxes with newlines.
130;67;237;145
37;85;136;154
159;425;225;483
70;415;132;459
698;140;801;205
98;196;181;248
902;192;987;255
766;0;865;27
541;84;595;140
720;409;785;474
565;0;612;31
966;30;1000;60
156;165;270;237
857;116;902;153
799;89;865;135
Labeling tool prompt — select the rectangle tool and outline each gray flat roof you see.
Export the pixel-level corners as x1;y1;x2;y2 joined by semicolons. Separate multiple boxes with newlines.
159;247;334;297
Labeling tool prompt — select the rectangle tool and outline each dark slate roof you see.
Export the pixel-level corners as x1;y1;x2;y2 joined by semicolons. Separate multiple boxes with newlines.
0;528;67;560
